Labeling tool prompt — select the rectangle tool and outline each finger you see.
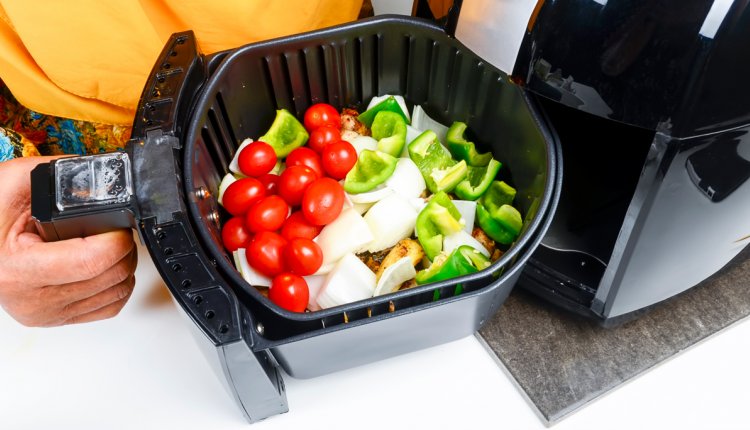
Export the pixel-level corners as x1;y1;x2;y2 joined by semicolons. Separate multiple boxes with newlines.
18;229;135;286
43;247;137;305
60;295;132;326
56;274;135;326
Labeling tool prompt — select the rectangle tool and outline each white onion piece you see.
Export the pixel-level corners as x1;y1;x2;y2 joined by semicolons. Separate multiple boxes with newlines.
350;135;378;155
228;138;253;175
452;200;477;235
364;194;418;253
347;185;393;204
367;95;410;122
385;158;426;199
303;275;327;311
443;230;490;258
352;202;374;215
316;254;376;309
373;257;416;296
314;208;374;272
234;248;272;287
409;197;427;213
341;130;360;143
411;106;449;144
217;173;238;207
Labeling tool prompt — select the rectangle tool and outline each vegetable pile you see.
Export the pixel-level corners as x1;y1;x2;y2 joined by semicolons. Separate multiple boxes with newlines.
217;95;523;313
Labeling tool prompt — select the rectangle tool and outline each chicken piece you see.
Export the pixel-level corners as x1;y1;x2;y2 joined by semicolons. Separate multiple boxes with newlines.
472;227;497;257
398;279;417;291
375;238;425;281
360;248;391;273
341;108;370;136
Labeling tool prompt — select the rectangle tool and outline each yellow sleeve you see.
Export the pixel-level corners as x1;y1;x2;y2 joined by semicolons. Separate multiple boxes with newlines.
0;0;363;126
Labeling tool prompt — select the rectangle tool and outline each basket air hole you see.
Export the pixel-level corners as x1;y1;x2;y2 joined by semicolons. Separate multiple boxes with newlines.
149;105;156;112
219;324;229;334
157;77;165;83
205;310;215;319
164;247;173;256
176;37;186;45
170;51;177;57
156;230;166;240
172;263;182;272
181;279;192;288
193;295;203;305
163;63;171;69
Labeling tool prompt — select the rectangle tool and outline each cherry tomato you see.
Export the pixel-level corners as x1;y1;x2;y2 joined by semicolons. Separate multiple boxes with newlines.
238;141;277;177
301;177;345;225
257;173;280;195
222;177;266;216
221;217;252;252
284;238;323;276
303;103;340;132
281;211;323;241
269;273;309;312
285;147;324;177
246;195;289;233
307;126;340;153
278;165;318;206
247;231;287;277
321;140;357;180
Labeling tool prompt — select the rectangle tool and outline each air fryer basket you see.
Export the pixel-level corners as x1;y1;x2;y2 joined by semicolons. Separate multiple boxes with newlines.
31;15;561;423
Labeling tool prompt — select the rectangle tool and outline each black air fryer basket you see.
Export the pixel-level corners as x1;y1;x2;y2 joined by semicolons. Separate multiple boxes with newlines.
31;15;561;422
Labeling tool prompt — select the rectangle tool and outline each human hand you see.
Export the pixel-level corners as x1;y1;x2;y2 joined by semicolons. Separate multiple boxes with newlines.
0;156;137;327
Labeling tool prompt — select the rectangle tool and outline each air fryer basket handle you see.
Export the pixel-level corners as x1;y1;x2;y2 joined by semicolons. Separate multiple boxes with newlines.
411;0;463;37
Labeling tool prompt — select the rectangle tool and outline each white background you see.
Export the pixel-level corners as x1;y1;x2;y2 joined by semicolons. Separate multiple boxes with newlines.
2;244;749;430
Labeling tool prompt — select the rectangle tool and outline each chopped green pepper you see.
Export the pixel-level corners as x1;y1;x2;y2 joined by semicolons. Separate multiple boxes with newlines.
258;109;309;158
415;191;464;260
415;245;491;284
343;150;398;194
475;180;522;245
371;111;407;157
480;180;516;214
446;121;493;167
357;96;410;128
454;158;502;200
408;130;468;194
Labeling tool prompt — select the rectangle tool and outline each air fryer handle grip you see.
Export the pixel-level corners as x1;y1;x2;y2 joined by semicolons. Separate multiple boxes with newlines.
131;30;206;140
411;0;463;37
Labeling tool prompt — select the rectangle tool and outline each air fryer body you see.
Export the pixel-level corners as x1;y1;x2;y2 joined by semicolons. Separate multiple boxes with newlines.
451;0;750;323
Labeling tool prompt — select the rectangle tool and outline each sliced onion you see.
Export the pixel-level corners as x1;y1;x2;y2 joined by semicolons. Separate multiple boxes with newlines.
350;135;378;155
228;138;253;175
303;274;327;311
363;194;418;253
385;158;426;199
443;230;490;258
452;200;477;234
314;208;374;273
234;248;272;287
341;130;360;143
347;185;393;204
316;253;376;309
217;173;238;207
373;257;416;296
352;202;374;215
411;106;449;144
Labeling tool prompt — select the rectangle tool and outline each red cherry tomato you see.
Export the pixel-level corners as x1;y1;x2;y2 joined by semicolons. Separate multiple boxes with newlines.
257;173;280;195
321;140;357;180
238;141;277;177
303;103;340;132
307;126;341;153
281;211;323;241
301;177;345;225
245;195;289;233
278;165;318;206
222;177;266;216
269;273;309;312
221;217;252;252
285;147;324;177
284;238;323;276
247;231;287;277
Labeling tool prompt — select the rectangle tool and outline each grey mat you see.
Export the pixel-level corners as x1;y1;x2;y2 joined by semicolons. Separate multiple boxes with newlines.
478;246;750;424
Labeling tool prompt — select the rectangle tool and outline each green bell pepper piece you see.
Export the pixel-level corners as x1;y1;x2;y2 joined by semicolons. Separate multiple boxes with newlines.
446;121;493;167
408;130;468;194
415;245;491;285
371;111;407;157
454;158;502;200
343;150;398;194
357;96;410;128
476;203;523;245
480;180;516;214
415;192;464;260
258;109;309;158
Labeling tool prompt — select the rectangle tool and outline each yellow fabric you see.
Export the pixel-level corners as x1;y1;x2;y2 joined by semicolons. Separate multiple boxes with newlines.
0;0;363;126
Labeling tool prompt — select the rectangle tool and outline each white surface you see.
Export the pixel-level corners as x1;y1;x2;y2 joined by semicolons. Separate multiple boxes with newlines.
2;243;750;429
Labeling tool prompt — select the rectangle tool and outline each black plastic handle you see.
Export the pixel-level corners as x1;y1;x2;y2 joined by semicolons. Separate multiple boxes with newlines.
411;0;463;37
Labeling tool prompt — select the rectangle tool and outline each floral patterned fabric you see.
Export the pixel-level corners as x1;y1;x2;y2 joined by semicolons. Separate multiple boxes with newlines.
0;80;131;162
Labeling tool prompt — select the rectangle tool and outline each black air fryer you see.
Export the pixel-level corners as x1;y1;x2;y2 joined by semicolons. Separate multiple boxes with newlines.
430;0;750;325
29;11;560;423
